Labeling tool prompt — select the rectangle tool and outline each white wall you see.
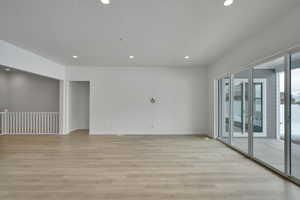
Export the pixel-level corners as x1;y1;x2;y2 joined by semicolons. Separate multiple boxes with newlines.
66;66;208;135
0;40;65;80
207;6;300;137
69;81;90;132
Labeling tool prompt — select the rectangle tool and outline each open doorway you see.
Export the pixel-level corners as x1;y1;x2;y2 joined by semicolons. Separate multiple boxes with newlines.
69;81;90;134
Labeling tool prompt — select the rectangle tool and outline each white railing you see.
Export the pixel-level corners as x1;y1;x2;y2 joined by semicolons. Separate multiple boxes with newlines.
0;112;59;135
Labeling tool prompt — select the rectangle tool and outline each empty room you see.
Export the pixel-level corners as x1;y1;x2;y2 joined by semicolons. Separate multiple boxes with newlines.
1;0;300;199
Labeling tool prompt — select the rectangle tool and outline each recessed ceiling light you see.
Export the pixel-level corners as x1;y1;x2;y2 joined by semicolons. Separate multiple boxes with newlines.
73;55;78;59
184;56;190;60
5;68;11;71
129;56;135;59
224;0;234;7
100;0;110;5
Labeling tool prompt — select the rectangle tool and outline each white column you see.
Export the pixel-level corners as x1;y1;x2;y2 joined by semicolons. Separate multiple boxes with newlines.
59;80;70;135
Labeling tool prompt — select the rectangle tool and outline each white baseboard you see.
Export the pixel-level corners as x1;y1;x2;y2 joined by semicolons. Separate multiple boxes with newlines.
89;131;207;136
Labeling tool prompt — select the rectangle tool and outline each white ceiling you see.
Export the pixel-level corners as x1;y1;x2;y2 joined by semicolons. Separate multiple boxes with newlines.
0;0;298;67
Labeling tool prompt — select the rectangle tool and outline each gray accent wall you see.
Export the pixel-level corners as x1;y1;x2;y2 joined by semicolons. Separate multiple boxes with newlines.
0;67;59;112
0;71;8;110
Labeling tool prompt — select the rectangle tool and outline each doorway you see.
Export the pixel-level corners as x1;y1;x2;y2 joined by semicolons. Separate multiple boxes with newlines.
69;81;90;134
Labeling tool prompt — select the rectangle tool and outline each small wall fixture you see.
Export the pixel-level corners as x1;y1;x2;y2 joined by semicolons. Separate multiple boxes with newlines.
184;56;190;60
129;56;135;59
72;55;78;59
224;0;234;7
150;98;156;104
100;0;110;5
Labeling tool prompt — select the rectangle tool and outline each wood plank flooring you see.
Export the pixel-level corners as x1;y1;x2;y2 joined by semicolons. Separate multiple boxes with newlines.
232;138;300;177
0;130;299;200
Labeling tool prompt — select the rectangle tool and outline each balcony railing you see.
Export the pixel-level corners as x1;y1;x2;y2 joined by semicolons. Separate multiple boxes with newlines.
0;112;59;134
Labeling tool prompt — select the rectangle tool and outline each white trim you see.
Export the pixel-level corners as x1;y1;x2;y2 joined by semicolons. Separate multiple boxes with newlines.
276;72;283;140
213;79;219;138
89;131;207;135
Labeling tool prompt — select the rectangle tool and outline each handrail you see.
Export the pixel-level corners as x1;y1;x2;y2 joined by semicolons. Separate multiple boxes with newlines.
0;112;59;135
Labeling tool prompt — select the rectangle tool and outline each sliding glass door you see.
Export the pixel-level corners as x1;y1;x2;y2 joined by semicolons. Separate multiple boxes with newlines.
231;70;250;153
291;51;300;179
217;49;300;184
252;57;285;172
218;76;231;144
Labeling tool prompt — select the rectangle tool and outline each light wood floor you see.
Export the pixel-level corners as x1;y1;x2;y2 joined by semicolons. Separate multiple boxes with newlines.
232;137;300;177
0;130;299;200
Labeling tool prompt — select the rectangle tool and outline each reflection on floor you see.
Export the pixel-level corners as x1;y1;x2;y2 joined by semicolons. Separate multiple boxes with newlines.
0;131;299;199
70;129;89;136
233;138;300;178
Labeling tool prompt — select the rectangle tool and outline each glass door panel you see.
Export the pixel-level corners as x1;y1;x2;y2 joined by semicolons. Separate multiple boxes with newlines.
253;83;264;133
218;77;231;144
253;57;285;172
232;70;250;153
291;51;300;179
